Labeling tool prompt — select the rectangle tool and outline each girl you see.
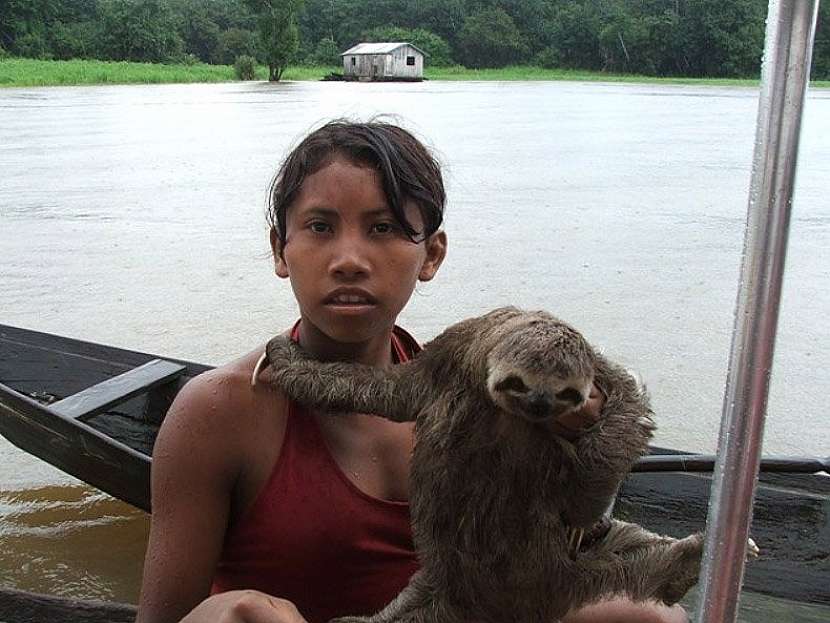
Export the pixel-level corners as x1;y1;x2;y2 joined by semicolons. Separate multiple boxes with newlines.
136;121;687;623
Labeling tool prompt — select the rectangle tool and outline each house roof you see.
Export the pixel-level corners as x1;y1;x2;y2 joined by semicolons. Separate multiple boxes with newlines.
340;42;428;57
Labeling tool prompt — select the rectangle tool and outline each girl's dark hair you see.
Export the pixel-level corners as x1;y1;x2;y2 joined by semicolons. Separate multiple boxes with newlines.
267;120;445;248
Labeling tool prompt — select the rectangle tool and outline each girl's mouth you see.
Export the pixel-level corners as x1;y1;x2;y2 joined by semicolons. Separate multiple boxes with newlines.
330;294;371;305
323;289;378;311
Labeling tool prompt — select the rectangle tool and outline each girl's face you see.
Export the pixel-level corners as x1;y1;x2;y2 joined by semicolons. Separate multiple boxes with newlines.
272;156;446;353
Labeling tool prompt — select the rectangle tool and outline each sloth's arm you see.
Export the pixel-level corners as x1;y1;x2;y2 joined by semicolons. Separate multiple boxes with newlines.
562;359;655;528
263;336;429;422
562;426;650;527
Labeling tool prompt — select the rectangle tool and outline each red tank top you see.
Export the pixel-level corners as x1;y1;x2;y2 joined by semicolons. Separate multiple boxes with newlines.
211;326;421;623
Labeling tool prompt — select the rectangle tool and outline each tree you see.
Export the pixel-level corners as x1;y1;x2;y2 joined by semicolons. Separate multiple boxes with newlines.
813;2;830;79
597;3;683;75
247;0;302;82
495;0;551;59
179;8;222;62
246;0;303;81
1;0;56;56
214;27;261;65
298;0;350;49
310;35;339;66
678;0;765;77
544;2;603;71
401;0;465;48
99;0;184;63
14;31;51;58
168;0;259;63
456;6;527;68
50;20;100;59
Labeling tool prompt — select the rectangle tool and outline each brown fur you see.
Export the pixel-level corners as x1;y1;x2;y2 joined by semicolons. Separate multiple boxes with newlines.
264;307;706;623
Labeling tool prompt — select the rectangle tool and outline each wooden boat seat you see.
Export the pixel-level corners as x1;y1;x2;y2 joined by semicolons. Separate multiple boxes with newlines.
50;358;186;422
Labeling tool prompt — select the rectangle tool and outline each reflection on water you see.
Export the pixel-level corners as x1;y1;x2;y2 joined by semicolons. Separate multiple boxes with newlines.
0;484;148;603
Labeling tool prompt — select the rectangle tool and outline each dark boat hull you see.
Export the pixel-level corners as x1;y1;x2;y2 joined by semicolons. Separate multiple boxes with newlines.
0;324;828;606
0;324;208;510
0;587;137;623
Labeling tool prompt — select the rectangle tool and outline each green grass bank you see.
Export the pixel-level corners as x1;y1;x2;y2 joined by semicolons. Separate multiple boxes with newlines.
427;65;830;87
0;58;335;87
2;57;828;88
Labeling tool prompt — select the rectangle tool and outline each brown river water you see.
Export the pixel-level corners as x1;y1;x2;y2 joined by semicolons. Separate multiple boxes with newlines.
0;81;828;616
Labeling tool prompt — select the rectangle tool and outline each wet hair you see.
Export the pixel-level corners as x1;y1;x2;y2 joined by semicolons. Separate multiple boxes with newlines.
267;120;445;250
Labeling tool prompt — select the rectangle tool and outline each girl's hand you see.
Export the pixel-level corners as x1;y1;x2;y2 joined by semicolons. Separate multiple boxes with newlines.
180;591;308;623
553;383;606;440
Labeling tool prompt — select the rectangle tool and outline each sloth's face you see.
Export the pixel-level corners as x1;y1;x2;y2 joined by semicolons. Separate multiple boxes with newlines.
487;365;594;424
485;321;595;425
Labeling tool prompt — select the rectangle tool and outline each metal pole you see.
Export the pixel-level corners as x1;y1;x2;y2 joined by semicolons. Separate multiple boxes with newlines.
695;1;820;622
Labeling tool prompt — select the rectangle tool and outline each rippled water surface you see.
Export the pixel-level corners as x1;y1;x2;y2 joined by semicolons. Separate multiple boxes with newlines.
0;81;828;604
0;485;147;602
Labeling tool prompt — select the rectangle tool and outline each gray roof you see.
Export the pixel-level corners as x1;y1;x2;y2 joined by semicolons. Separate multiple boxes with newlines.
340;42;428;57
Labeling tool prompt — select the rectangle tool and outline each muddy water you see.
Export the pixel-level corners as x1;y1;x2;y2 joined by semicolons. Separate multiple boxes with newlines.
0;81;828;609
0;485;147;602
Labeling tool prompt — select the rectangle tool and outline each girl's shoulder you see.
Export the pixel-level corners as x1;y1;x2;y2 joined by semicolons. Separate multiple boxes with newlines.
155;346;291;483
176;348;281;417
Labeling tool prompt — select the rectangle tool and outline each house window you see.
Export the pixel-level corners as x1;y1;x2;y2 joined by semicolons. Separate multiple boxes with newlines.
406;56;415;66
351;57;356;66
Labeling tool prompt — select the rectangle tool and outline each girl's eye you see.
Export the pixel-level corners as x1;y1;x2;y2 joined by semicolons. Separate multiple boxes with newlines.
372;222;397;235
309;221;331;234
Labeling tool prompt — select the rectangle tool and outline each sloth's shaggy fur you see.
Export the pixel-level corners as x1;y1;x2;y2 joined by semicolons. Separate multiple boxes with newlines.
263;307;706;623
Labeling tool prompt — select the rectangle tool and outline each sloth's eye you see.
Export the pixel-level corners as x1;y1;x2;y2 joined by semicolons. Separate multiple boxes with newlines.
555;388;584;405
495;375;529;393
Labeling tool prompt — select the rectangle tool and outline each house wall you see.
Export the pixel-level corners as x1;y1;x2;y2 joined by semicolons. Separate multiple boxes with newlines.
343;54;386;77
387;44;423;78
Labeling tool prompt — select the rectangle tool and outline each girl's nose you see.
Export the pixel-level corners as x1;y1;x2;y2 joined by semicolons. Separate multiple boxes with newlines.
329;238;371;279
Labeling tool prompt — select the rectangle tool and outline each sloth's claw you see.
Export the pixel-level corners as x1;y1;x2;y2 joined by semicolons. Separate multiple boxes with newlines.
568;528;585;558
747;538;760;559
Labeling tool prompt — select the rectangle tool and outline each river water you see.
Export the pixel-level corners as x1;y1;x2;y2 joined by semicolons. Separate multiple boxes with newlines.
0;81;828;610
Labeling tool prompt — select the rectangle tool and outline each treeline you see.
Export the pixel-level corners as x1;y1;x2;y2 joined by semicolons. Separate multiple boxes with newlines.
0;1;260;65
1;0;829;80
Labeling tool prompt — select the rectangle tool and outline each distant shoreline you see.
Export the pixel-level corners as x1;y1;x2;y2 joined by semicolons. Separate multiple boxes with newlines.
2;58;829;89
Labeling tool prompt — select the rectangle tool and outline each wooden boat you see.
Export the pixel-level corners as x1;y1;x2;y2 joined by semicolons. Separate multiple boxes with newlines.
1;322;828;617
0;323;209;511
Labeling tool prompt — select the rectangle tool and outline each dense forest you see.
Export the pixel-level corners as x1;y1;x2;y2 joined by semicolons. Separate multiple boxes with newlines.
1;0;828;80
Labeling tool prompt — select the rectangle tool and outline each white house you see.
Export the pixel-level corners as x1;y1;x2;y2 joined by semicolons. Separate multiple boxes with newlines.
340;42;426;81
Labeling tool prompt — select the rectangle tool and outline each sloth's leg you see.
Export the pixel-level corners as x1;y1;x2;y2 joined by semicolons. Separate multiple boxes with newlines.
580;520;759;606
264;336;429;422
569;520;705;607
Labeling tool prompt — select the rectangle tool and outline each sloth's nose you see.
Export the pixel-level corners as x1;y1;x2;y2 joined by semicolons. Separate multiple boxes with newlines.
527;391;553;415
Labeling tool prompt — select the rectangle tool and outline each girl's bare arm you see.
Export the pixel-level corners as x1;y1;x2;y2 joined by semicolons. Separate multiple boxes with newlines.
136;371;251;623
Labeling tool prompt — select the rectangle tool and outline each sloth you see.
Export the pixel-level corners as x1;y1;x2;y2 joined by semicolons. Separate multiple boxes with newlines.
260;307;754;623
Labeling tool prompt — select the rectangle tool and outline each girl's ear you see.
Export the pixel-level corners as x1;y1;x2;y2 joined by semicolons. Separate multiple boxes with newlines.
418;231;447;282
270;228;289;278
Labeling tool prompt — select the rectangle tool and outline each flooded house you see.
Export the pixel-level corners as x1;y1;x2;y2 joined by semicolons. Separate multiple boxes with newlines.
340;42;426;81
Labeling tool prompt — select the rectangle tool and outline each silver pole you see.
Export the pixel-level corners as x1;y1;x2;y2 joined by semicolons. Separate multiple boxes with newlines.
695;1;820;622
